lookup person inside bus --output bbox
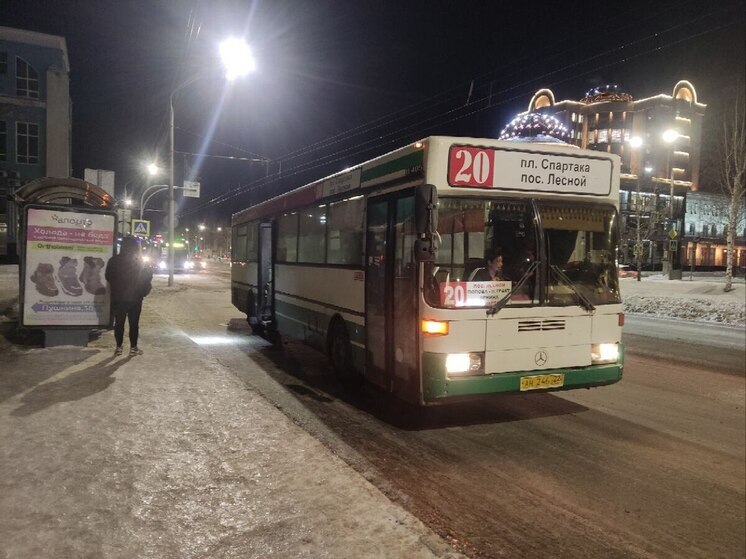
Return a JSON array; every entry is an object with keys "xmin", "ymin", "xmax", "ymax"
[{"xmin": 468, "ymin": 248, "xmax": 507, "ymax": 282}]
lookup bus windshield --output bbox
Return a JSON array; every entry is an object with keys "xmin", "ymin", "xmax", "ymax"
[{"xmin": 424, "ymin": 198, "xmax": 620, "ymax": 309}]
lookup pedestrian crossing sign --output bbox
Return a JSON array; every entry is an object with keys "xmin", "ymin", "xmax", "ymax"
[{"xmin": 131, "ymin": 219, "xmax": 150, "ymax": 237}]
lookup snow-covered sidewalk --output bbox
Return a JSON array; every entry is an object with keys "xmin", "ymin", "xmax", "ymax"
[{"xmin": 621, "ymin": 275, "xmax": 745, "ymax": 327}]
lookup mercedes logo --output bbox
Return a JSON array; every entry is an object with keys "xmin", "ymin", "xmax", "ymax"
[{"xmin": 535, "ymin": 350, "xmax": 548, "ymax": 366}]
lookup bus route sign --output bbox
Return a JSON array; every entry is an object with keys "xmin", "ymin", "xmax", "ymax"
[{"xmin": 447, "ymin": 145, "xmax": 613, "ymax": 196}]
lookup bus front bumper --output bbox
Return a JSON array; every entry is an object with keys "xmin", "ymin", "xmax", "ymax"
[{"xmin": 422, "ymin": 347, "xmax": 623, "ymax": 403}]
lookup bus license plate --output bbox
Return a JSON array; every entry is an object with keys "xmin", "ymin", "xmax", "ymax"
[{"xmin": 520, "ymin": 373, "xmax": 565, "ymax": 391}]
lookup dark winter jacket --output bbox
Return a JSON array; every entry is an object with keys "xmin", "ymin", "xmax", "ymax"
[{"xmin": 105, "ymin": 237, "xmax": 153, "ymax": 303}]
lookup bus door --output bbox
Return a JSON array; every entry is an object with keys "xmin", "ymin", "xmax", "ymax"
[
  {"xmin": 258, "ymin": 222, "xmax": 274, "ymax": 328},
  {"xmin": 366, "ymin": 194, "xmax": 418, "ymax": 397}
]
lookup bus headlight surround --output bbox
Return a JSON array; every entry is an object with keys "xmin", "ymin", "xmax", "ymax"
[
  {"xmin": 445, "ymin": 352, "xmax": 484, "ymax": 375},
  {"xmin": 591, "ymin": 343, "xmax": 619, "ymax": 364}
]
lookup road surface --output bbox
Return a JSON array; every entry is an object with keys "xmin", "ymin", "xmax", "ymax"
[{"xmin": 154, "ymin": 270, "xmax": 746, "ymax": 558}]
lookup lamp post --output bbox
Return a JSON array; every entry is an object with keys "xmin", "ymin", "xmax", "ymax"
[
  {"xmin": 167, "ymin": 37, "xmax": 255, "ymax": 287},
  {"xmin": 662, "ymin": 129, "xmax": 680, "ymax": 279}
]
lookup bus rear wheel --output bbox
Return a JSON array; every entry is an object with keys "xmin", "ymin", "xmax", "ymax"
[{"xmin": 329, "ymin": 320, "xmax": 354, "ymax": 378}]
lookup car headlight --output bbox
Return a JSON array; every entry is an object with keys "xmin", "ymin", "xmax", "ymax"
[
  {"xmin": 200, "ymin": 261, "xmax": 207, "ymax": 269},
  {"xmin": 142, "ymin": 255, "xmax": 151, "ymax": 263},
  {"xmin": 445, "ymin": 352, "xmax": 485, "ymax": 376},
  {"xmin": 158, "ymin": 261, "xmax": 167, "ymax": 270},
  {"xmin": 591, "ymin": 343, "xmax": 619, "ymax": 364},
  {"xmin": 184, "ymin": 261, "xmax": 193, "ymax": 269}
]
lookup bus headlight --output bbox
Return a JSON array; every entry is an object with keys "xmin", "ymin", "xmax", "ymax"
[
  {"xmin": 445, "ymin": 352, "xmax": 484, "ymax": 375},
  {"xmin": 591, "ymin": 343, "xmax": 619, "ymax": 364},
  {"xmin": 158, "ymin": 261, "xmax": 167, "ymax": 270}
]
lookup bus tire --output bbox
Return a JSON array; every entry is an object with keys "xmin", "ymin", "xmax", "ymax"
[{"xmin": 329, "ymin": 319, "xmax": 354, "ymax": 379}]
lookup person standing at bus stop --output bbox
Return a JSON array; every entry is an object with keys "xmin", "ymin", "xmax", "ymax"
[{"xmin": 105, "ymin": 236, "xmax": 153, "ymax": 356}]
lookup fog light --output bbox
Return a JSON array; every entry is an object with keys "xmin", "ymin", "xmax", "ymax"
[
  {"xmin": 445, "ymin": 352, "xmax": 484, "ymax": 375},
  {"xmin": 592, "ymin": 343, "xmax": 619, "ymax": 364}
]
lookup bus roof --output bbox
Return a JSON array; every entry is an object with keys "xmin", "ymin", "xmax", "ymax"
[{"xmin": 232, "ymin": 136, "xmax": 619, "ymax": 226}]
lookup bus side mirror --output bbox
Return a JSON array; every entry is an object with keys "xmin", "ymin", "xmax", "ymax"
[
  {"xmin": 415, "ymin": 184, "xmax": 438, "ymax": 262},
  {"xmin": 415, "ymin": 184, "xmax": 438, "ymax": 235}
]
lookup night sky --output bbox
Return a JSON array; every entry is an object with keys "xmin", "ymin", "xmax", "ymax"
[{"xmin": 4, "ymin": 0, "xmax": 745, "ymax": 230}]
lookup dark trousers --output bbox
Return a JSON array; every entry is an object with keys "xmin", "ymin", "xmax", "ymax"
[{"xmin": 112, "ymin": 300, "xmax": 143, "ymax": 347}]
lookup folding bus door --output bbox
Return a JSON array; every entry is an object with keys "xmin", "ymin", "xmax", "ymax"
[
  {"xmin": 365, "ymin": 194, "xmax": 418, "ymax": 398},
  {"xmin": 257, "ymin": 221, "xmax": 274, "ymax": 330}
]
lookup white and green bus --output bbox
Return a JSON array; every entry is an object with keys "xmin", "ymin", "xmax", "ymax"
[{"xmin": 231, "ymin": 136, "xmax": 624, "ymax": 405}]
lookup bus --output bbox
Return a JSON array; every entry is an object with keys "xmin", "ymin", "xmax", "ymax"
[{"xmin": 231, "ymin": 136, "xmax": 624, "ymax": 405}]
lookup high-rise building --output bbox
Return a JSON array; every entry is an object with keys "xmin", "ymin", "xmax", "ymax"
[
  {"xmin": 0, "ymin": 26, "xmax": 71, "ymax": 259},
  {"xmin": 523, "ymin": 81, "xmax": 707, "ymax": 273}
]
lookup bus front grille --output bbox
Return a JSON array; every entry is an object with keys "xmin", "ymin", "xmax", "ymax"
[{"xmin": 517, "ymin": 319, "xmax": 566, "ymax": 332}]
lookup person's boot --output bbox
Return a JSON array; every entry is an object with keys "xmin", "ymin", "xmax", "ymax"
[
  {"xmin": 30, "ymin": 263, "xmax": 59, "ymax": 297},
  {"xmin": 57, "ymin": 257, "xmax": 83, "ymax": 297},
  {"xmin": 79, "ymin": 256, "xmax": 107, "ymax": 295}
]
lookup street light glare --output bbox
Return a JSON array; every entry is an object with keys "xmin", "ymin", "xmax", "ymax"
[
  {"xmin": 628, "ymin": 136, "xmax": 643, "ymax": 148},
  {"xmin": 147, "ymin": 163, "xmax": 159, "ymax": 176},
  {"xmin": 662, "ymin": 129, "xmax": 679, "ymax": 143},
  {"xmin": 220, "ymin": 38, "xmax": 255, "ymax": 81}
]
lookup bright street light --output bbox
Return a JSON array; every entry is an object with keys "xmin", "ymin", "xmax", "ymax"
[
  {"xmin": 168, "ymin": 36, "xmax": 255, "ymax": 287},
  {"xmin": 199, "ymin": 224, "xmax": 205, "ymax": 231},
  {"xmin": 124, "ymin": 198, "xmax": 132, "ymax": 207},
  {"xmin": 662, "ymin": 129, "xmax": 679, "ymax": 144},
  {"xmin": 147, "ymin": 163, "xmax": 160, "ymax": 176},
  {"xmin": 627, "ymin": 136, "xmax": 644, "ymax": 148},
  {"xmin": 219, "ymin": 38, "xmax": 255, "ymax": 81}
]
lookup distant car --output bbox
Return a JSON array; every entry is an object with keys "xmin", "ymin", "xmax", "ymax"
[{"xmin": 618, "ymin": 264, "xmax": 639, "ymax": 279}]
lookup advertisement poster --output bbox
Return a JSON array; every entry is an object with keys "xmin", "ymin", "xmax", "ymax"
[{"xmin": 22, "ymin": 206, "xmax": 116, "ymax": 327}]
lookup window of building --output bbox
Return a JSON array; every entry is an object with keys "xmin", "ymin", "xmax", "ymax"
[
  {"xmin": 610, "ymin": 129, "xmax": 622, "ymax": 143},
  {"xmin": 702, "ymin": 224, "xmax": 709, "ymax": 236},
  {"xmin": 0, "ymin": 52, "xmax": 7, "ymax": 75},
  {"xmin": 688, "ymin": 223, "xmax": 695, "ymax": 235},
  {"xmin": 597, "ymin": 130, "xmax": 609, "ymax": 144},
  {"xmin": 16, "ymin": 122, "xmax": 39, "ymax": 164},
  {"xmin": 327, "ymin": 196, "xmax": 364, "ymax": 265},
  {"xmin": 0, "ymin": 121, "xmax": 6, "ymax": 162},
  {"xmin": 298, "ymin": 205, "xmax": 327, "ymax": 263},
  {"xmin": 16, "ymin": 57, "xmax": 39, "ymax": 98},
  {"xmin": 276, "ymin": 213, "xmax": 298, "ymax": 262}
]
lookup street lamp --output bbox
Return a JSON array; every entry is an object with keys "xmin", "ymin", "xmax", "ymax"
[
  {"xmin": 662, "ymin": 129, "xmax": 680, "ymax": 278},
  {"xmin": 167, "ymin": 38, "xmax": 255, "ymax": 287}
]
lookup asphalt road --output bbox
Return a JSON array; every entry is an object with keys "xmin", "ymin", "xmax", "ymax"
[{"xmin": 170, "ymin": 269, "xmax": 745, "ymax": 559}]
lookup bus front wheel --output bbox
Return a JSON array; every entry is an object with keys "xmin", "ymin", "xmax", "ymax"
[{"xmin": 329, "ymin": 320, "xmax": 353, "ymax": 378}]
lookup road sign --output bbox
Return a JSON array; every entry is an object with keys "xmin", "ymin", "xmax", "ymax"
[
  {"xmin": 131, "ymin": 219, "xmax": 150, "ymax": 237},
  {"xmin": 669, "ymin": 228, "xmax": 678, "ymax": 240},
  {"xmin": 669, "ymin": 240, "xmax": 678, "ymax": 251},
  {"xmin": 183, "ymin": 180, "xmax": 200, "ymax": 198}
]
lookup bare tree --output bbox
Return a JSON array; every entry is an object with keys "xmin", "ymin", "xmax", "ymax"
[
  {"xmin": 717, "ymin": 87, "xmax": 746, "ymax": 292},
  {"xmin": 630, "ymin": 180, "xmax": 664, "ymax": 281}
]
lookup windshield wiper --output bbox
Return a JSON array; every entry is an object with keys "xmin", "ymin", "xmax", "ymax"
[
  {"xmin": 549, "ymin": 264, "xmax": 596, "ymax": 312},
  {"xmin": 486, "ymin": 261, "xmax": 539, "ymax": 317}
]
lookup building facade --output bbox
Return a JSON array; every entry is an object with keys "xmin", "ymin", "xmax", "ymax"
[
  {"xmin": 0, "ymin": 26, "xmax": 71, "ymax": 259},
  {"xmin": 524, "ymin": 81, "xmax": 708, "ymax": 272},
  {"xmin": 682, "ymin": 191, "xmax": 746, "ymax": 272}
]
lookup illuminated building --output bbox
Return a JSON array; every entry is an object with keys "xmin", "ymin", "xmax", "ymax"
[{"xmin": 522, "ymin": 81, "xmax": 708, "ymax": 272}]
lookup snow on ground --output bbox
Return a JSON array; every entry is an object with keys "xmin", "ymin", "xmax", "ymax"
[{"xmin": 620, "ymin": 275, "xmax": 745, "ymax": 327}]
